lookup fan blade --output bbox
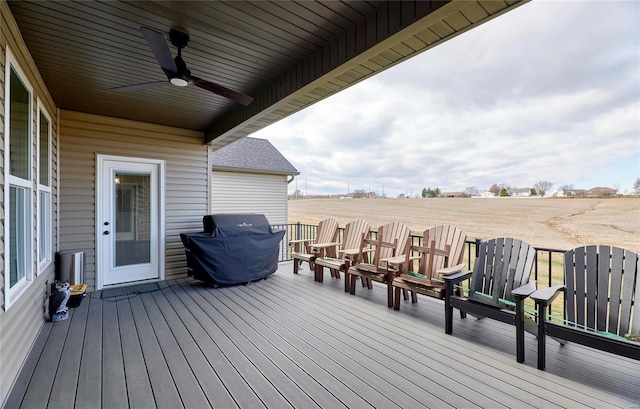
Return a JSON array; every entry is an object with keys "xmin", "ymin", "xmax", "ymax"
[
  {"xmin": 193, "ymin": 77, "xmax": 253, "ymax": 106},
  {"xmin": 111, "ymin": 81, "xmax": 170, "ymax": 92},
  {"xmin": 140, "ymin": 27, "xmax": 176, "ymax": 75}
]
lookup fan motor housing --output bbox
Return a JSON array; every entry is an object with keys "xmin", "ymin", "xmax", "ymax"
[{"xmin": 169, "ymin": 29, "xmax": 189, "ymax": 49}]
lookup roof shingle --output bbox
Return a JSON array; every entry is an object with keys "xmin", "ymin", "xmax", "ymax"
[{"xmin": 211, "ymin": 137, "xmax": 299, "ymax": 175}]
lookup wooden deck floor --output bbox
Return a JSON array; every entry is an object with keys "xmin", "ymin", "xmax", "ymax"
[{"xmin": 6, "ymin": 262, "xmax": 640, "ymax": 409}]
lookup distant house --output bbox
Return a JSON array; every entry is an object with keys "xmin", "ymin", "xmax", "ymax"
[
  {"xmin": 439, "ymin": 192, "xmax": 467, "ymax": 198},
  {"xmin": 508, "ymin": 188, "xmax": 532, "ymax": 197},
  {"xmin": 556, "ymin": 188, "xmax": 586, "ymax": 197},
  {"xmin": 473, "ymin": 191, "xmax": 496, "ymax": 198},
  {"xmin": 210, "ymin": 137, "xmax": 299, "ymax": 226},
  {"xmin": 586, "ymin": 187, "xmax": 617, "ymax": 198},
  {"xmin": 564, "ymin": 189, "xmax": 587, "ymax": 197}
]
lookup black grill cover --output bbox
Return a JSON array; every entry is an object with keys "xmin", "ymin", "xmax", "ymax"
[{"xmin": 181, "ymin": 214, "xmax": 285, "ymax": 286}]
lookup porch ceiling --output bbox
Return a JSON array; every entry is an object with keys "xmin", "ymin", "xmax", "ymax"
[{"xmin": 8, "ymin": 0, "xmax": 525, "ymax": 148}]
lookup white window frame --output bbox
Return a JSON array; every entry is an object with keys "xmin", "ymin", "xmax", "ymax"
[
  {"xmin": 37, "ymin": 99, "xmax": 53, "ymax": 273},
  {"xmin": 4, "ymin": 48, "xmax": 34, "ymax": 310}
]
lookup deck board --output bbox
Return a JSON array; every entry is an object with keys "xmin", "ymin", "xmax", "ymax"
[
  {"xmin": 159, "ymin": 285, "xmax": 260, "ymax": 409},
  {"xmin": 259, "ymin": 276, "xmax": 547, "ymax": 408},
  {"xmin": 2, "ymin": 316, "xmax": 52, "ymax": 409},
  {"xmin": 224, "ymin": 284, "xmax": 455, "ymax": 408},
  {"xmin": 75, "ymin": 294, "xmax": 103, "ymax": 408},
  {"xmin": 174, "ymin": 284, "xmax": 294, "ymax": 409},
  {"xmin": 48, "ymin": 295, "xmax": 88, "ymax": 408},
  {"xmin": 116, "ymin": 298, "xmax": 156, "ymax": 409},
  {"xmin": 127, "ymin": 295, "xmax": 184, "ymax": 409},
  {"xmin": 154, "ymin": 288, "xmax": 241, "ymax": 409},
  {"xmin": 19, "ymin": 308, "xmax": 73, "ymax": 409},
  {"xmin": 6, "ymin": 263, "xmax": 640, "ymax": 409},
  {"xmin": 150, "ymin": 289, "xmax": 242, "ymax": 408},
  {"xmin": 312, "ymin": 276, "xmax": 636, "ymax": 409},
  {"xmin": 266, "ymin": 275, "xmax": 590, "ymax": 408},
  {"xmin": 102, "ymin": 298, "xmax": 128, "ymax": 408},
  {"xmin": 139, "ymin": 292, "xmax": 212, "ymax": 409},
  {"xmin": 194, "ymin": 288, "xmax": 323, "ymax": 409},
  {"xmin": 242, "ymin": 280, "xmax": 503, "ymax": 409}
]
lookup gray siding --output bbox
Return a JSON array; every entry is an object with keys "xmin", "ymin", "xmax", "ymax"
[
  {"xmin": 1, "ymin": 1, "xmax": 58, "ymax": 406},
  {"xmin": 59, "ymin": 110, "xmax": 208, "ymax": 290},
  {"xmin": 210, "ymin": 171, "xmax": 289, "ymax": 225}
]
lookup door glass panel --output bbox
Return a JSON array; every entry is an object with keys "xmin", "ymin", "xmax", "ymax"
[{"xmin": 114, "ymin": 172, "xmax": 151, "ymax": 266}]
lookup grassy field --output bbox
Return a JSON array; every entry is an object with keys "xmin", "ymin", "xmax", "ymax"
[{"xmin": 288, "ymin": 197, "xmax": 640, "ymax": 252}]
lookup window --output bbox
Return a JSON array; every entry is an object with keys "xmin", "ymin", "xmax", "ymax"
[
  {"xmin": 37, "ymin": 101, "xmax": 53, "ymax": 271},
  {"xmin": 4, "ymin": 49, "xmax": 33, "ymax": 309}
]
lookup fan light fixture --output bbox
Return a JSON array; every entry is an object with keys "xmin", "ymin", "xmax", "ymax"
[{"xmin": 170, "ymin": 76, "xmax": 188, "ymax": 87}]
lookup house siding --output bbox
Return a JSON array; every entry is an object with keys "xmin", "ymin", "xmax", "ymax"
[
  {"xmin": 210, "ymin": 171, "xmax": 289, "ymax": 225},
  {"xmin": 59, "ymin": 110, "xmax": 208, "ymax": 291},
  {"xmin": 1, "ymin": 1, "xmax": 59, "ymax": 406}
]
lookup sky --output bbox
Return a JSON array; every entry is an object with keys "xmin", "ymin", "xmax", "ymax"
[{"xmin": 252, "ymin": 1, "xmax": 640, "ymax": 197}]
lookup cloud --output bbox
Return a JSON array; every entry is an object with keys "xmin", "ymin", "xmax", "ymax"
[{"xmin": 254, "ymin": 1, "xmax": 640, "ymax": 196}]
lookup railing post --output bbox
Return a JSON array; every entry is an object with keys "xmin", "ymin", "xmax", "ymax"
[
  {"xmin": 296, "ymin": 221, "xmax": 301, "ymax": 241},
  {"xmin": 547, "ymin": 250, "xmax": 553, "ymax": 288}
]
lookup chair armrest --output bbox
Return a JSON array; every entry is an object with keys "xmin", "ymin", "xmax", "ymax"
[
  {"xmin": 442, "ymin": 270, "xmax": 472, "ymax": 284},
  {"xmin": 342, "ymin": 247, "xmax": 374, "ymax": 255},
  {"xmin": 511, "ymin": 280, "xmax": 537, "ymax": 299},
  {"xmin": 309, "ymin": 242, "xmax": 340, "ymax": 249},
  {"xmin": 437, "ymin": 263, "xmax": 465, "ymax": 276},
  {"xmin": 530, "ymin": 285, "xmax": 566, "ymax": 305},
  {"xmin": 382, "ymin": 255, "xmax": 406, "ymax": 266},
  {"xmin": 289, "ymin": 238, "xmax": 312, "ymax": 245}
]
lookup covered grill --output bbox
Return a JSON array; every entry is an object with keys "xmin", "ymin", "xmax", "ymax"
[{"xmin": 180, "ymin": 214, "xmax": 285, "ymax": 286}]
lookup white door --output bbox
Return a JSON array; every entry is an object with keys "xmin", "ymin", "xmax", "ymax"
[{"xmin": 97, "ymin": 156, "xmax": 165, "ymax": 289}]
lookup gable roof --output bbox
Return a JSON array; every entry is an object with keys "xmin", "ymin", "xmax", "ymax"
[{"xmin": 211, "ymin": 137, "xmax": 299, "ymax": 176}]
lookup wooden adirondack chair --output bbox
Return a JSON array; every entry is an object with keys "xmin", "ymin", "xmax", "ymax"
[
  {"xmin": 346, "ymin": 221, "xmax": 411, "ymax": 308},
  {"xmin": 444, "ymin": 237, "xmax": 537, "ymax": 363},
  {"xmin": 392, "ymin": 225, "xmax": 467, "ymax": 310},
  {"xmin": 314, "ymin": 219, "xmax": 371, "ymax": 285},
  {"xmin": 530, "ymin": 245, "xmax": 640, "ymax": 370},
  {"xmin": 289, "ymin": 217, "xmax": 339, "ymax": 275}
]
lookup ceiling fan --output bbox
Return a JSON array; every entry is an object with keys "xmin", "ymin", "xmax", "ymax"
[{"xmin": 112, "ymin": 27, "xmax": 253, "ymax": 106}]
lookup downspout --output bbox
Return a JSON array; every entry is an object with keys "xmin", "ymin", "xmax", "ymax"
[
  {"xmin": 207, "ymin": 144, "xmax": 212, "ymax": 214},
  {"xmin": 56, "ymin": 108, "xmax": 61, "ymax": 251}
]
